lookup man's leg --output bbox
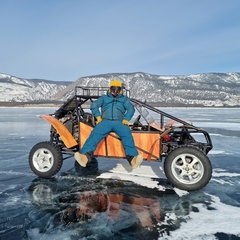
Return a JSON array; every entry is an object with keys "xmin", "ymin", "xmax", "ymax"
[
  {"xmin": 113, "ymin": 121, "xmax": 143, "ymax": 168},
  {"xmin": 113, "ymin": 121, "xmax": 138, "ymax": 156},
  {"xmin": 75, "ymin": 120, "xmax": 112, "ymax": 167}
]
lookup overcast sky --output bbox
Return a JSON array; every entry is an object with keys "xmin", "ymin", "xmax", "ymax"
[{"xmin": 1, "ymin": 0, "xmax": 240, "ymax": 81}]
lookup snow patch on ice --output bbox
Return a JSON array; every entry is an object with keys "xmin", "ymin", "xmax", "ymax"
[
  {"xmin": 162, "ymin": 194, "xmax": 240, "ymax": 239},
  {"xmin": 110, "ymin": 162, "xmax": 165, "ymax": 178},
  {"xmin": 213, "ymin": 169, "xmax": 240, "ymax": 177},
  {"xmin": 208, "ymin": 149, "xmax": 225, "ymax": 155},
  {"xmin": 97, "ymin": 162, "xmax": 188, "ymax": 196},
  {"xmin": 98, "ymin": 172, "xmax": 166, "ymax": 191}
]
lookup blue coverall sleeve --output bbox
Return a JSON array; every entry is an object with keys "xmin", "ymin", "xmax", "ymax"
[
  {"xmin": 90, "ymin": 96, "xmax": 104, "ymax": 117},
  {"xmin": 123, "ymin": 97, "xmax": 135, "ymax": 121}
]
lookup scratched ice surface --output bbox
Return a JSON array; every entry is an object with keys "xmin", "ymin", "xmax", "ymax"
[{"xmin": 0, "ymin": 107, "xmax": 239, "ymax": 240}]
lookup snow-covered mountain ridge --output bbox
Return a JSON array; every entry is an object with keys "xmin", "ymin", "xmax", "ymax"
[
  {"xmin": 0, "ymin": 73, "xmax": 70, "ymax": 102},
  {"xmin": 55, "ymin": 72, "xmax": 240, "ymax": 107},
  {"xmin": 1, "ymin": 72, "xmax": 240, "ymax": 107}
]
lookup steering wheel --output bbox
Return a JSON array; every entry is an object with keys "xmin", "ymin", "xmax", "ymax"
[{"xmin": 132, "ymin": 115, "xmax": 143, "ymax": 129}]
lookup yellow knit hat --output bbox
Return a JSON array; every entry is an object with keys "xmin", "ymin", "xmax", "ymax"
[{"xmin": 110, "ymin": 79, "xmax": 122, "ymax": 87}]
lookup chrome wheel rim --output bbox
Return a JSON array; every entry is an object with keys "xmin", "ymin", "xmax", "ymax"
[
  {"xmin": 32, "ymin": 148, "xmax": 54, "ymax": 172},
  {"xmin": 171, "ymin": 153, "xmax": 204, "ymax": 185}
]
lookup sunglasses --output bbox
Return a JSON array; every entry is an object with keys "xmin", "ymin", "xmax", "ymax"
[{"xmin": 110, "ymin": 86, "xmax": 122, "ymax": 93}]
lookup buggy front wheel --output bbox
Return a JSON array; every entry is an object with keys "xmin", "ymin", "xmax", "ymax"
[
  {"xmin": 164, "ymin": 146, "xmax": 212, "ymax": 191},
  {"xmin": 29, "ymin": 141, "xmax": 63, "ymax": 178}
]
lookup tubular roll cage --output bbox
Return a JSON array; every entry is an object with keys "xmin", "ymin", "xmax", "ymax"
[{"xmin": 54, "ymin": 86, "xmax": 213, "ymax": 160}]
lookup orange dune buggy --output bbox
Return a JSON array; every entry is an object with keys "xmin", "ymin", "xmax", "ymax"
[{"xmin": 29, "ymin": 86, "xmax": 213, "ymax": 191}]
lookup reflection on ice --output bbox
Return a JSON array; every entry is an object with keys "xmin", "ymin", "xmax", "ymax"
[
  {"xmin": 62, "ymin": 191, "xmax": 161, "ymax": 229},
  {"xmin": 28, "ymin": 177, "xmax": 164, "ymax": 239},
  {"xmin": 26, "ymin": 174, "xmax": 240, "ymax": 240}
]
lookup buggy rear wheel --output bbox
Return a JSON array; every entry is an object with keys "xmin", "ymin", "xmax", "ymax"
[
  {"xmin": 29, "ymin": 141, "xmax": 63, "ymax": 178},
  {"xmin": 164, "ymin": 146, "xmax": 212, "ymax": 191}
]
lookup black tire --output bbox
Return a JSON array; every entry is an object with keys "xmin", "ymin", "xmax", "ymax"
[
  {"xmin": 164, "ymin": 146, "xmax": 212, "ymax": 191},
  {"xmin": 29, "ymin": 141, "xmax": 63, "ymax": 178}
]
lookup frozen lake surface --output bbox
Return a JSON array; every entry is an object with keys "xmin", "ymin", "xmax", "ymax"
[{"xmin": 0, "ymin": 107, "xmax": 240, "ymax": 240}]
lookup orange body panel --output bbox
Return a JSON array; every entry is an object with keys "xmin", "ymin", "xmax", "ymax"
[
  {"xmin": 40, "ymin": 115, "xmax": 78, "ymax": 148},
  {"xmin": 79, "ymin": 122, "xmax": 160, "ymax": 160},
  {"xmin": 105, "ymin": 133, "xmax": 125, "ymax": 158},
  {"xmin": 132, "ymin": 132, "xmax": 160, "ymax": 160}
]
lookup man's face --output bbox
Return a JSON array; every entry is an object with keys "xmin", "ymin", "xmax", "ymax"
[{"xmin": 110, "ymin": 86, "xmax": 122, "ymax": 96}]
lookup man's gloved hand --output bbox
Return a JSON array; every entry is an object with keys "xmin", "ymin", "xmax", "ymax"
[
  {"xmin": 96, "ymin": 116, "xmax": 102, "ymax": 124},
  {"xmin": 122, "ymin": 119, "xmax": 129, "ymax": 125}
]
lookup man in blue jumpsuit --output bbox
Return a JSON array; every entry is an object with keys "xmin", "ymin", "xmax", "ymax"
[{"xmin": 74, "ymin": 79, "xmax": 143, "ymax": 169}]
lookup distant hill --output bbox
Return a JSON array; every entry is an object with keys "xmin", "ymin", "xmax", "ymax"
[
  {"xmin": 0, "ymin": 73, "xmax": 71, "ymax": 102},
  {"xmin": 1, "ymin": 72, "xmax": 240, "ymax": 107}
]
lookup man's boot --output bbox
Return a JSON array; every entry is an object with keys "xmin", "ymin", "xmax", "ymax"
[
  {"xmin": 127, "ymin": 155, "xmax": 143, "ymax": 169},
  {"xmin": 74, "ymin": 152, "xmax": 90, "ymax": 167}
]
